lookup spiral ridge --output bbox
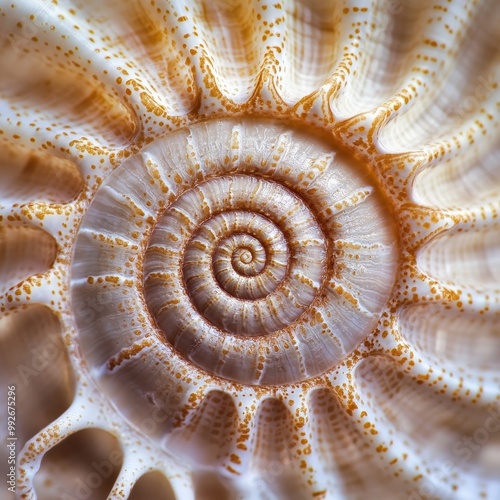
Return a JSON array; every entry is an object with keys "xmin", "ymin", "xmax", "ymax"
[
  {"xmin": 73, "ymin": 118, "xmax": 398, "ymax": 385},
  {"xmin": 145, "ymin": 175, "xmax": 327, "ymax": 340}
]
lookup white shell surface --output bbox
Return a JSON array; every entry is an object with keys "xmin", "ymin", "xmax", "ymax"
[{"xmin": 0, "ymin": 0, "xmax": 499, "ymax": 499}]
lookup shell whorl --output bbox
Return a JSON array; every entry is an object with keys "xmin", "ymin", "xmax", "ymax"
[
  {"xmin": 72, "ymin": 118, "xmax": 397, "ymax": 388},
  {"xmin": 3, "ymin": 0, "xmax": 500, "ymax": 498}
]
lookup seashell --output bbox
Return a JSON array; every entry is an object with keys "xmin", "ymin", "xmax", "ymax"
[{"xmin": 0, "ymin": 0, "xmax": 500, "ymax": 499}]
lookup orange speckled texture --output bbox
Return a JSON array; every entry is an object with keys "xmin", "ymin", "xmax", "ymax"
[{"xmin": 0, "ymin": 1, "xmax": 499, "ymax": 499}]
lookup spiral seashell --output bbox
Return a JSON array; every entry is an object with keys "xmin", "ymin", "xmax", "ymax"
[
  {"xmin": 0, "ymin": 0, "xmax": 500, "ymax": 499},
  {"xmin": 73, "ymin": 119, "xmax": 397, "ymax": 389}
]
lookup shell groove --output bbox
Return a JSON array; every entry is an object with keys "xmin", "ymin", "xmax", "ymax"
[{"xmin": 0, "ymin": 0, "xmax": 499, "ymax": 499}]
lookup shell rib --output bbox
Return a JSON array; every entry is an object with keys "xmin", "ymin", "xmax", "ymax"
[{"xmin": 0, "ymin": 1, "xmax": 499, "ymax": 499}]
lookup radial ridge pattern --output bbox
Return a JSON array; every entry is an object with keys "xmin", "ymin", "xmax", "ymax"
[{"xmin": 0, "ymin": 1, "xmax": 499, "ymax": 499}]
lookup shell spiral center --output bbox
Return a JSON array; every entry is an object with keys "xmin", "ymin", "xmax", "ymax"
[{"xmin": 71, "ymin": 118, "xmax": 399, "ymax": 386}]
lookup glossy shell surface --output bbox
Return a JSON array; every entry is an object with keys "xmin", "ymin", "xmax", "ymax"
[{"xmin": 0, "ymin": 0, "xmax": 500, "ymax": 499}]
